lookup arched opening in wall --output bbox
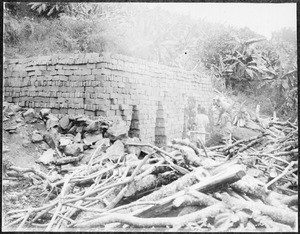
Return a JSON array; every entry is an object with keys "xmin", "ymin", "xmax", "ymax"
[
  {"xmin": 155, "ymin": 101, "xmax": 166, "ymax": 147},
  {"xmin": 128, "ymin": 105, "xmax": 140, "ymax": 138}
]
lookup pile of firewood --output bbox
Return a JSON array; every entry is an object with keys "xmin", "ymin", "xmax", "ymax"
[{"xmin": 3, "ymin": 102, "xmax": 298, "ymax": 231}]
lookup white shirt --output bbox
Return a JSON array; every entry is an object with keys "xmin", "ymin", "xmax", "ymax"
[{"xmin": 195, "ymin": 113, "xmax": 209, "ymax": 132}]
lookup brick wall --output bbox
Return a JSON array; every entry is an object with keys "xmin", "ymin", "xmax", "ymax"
[{"xmin": 3, "ymin": 52, "xmax": 214, "ymax": 144}]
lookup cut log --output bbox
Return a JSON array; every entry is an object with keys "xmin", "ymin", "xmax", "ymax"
[
  {"xmin": 231, "ymin": 173, "xmax": 298, "ymax": 210},
  {"xmin": 231, "ymin": 175, "xmax": 269, "ymax": 200},
  {"xmin": 136, "ymin": 166, "xmax": 210, "ymax": 203},
  {"xmin": 171, "ymin": 139, "xmax": 201, "ymax": 156},
  {"xmin": 55, "ymin": 156, "xmax": 82, "ymax": 165},
  {"xmin": 222, "ymin": 194, "xmax": 297, "ymax": 227},
  {"xmin": 231, "ymin": 126, "xmax": 261, "ymax": 141},
  {"xmin": 137, "ymin": 190, "xmax": 219, "ymax": 218},
  {"xmin": 124, "ymin": 174, "xmax": 159, "ymax": 198},
  {"xmin": 178, "ymin": 205, "xmax": 200, "ymax": 216},
  {"xmin": 127, "ymin": 165, "xmax": 245, "ymax": 217},
  {"xmin": 170, "ymin": 144, "xmax": 203, "ymax": 166},
  {"xmin": 7, "ymin": 166, "xmax": 51, "ymax": 181},
  {"xmin": 282, "ymin": 195, "xmax": 298, "ymax": 207},
  {"xmin": 75, "ymin": 203, "xmax": 225, "ymax": 228}
]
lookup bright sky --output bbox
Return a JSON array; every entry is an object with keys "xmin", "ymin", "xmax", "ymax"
[{"xmin": 147, "ymin": 3, "xmax": 296, "ymax": 39}]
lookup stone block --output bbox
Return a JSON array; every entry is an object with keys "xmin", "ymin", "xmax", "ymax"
[
  {"xmin": 60, "ymin": 108, "xmax": 68, "ymax": 115},
  {"xmin": 96, "ymin": 63, "xmax": 105, "ymax": 69},
  {"xmin": 96, "ymin": 110, "xmax": 107, "ymax": 117},
  {"xmin": 84, "ymin": 110, "xmax": 95, "ymax": 116},
  {"xmin": 52, "ymin": 108, "xmax": 60, "ymax": 114},
  {"xmin": 92, "ymin": 69, "xmax": 103, "ymax": 75},
  {"xmin": 65, "ymin": 70, "xmax": 73, "ymax": 76},
  {"xmin": 111, "ymin": 105, "xmax": 119, "ymax": 110},
  {"xmin": 69, "ymin": 65, "xmax": 78, "ymax": 70},
  {"xmin": 25, "ymin": 66, "xmax": 35, "ymax": 72},
  {"xmin": 75, "ymin": 109, "xmax": 85, "ymax": 115},
  {"xmin": 28, "ymin": 71, "xmax": 35, "ymax": 76},
  {"xmin": 96, "ymin": 74, "xmax": 106, "ymax": 81},
  {"xmin": 85, "ymin": 75, "xmax": 95, "ymax": 81},
  {"xmin": 38, "ymin": 65, "xmax": 47, "ymax": 70},
  {"xmin": 106, "ymin": 110, "xmax": 115, "ymax": 116},
  {"xmin": 122, "ymin": 110, "xmax": 131, "ymax": 117},
  {"xmin": 87, "ymin": 63, "xmax": 96, "ymax": 69},
  {"xmin": 85, "ymin": 99, "xmax": 94, "ymax": 105},
  {"xmin": 85, "ymin": 87, "xmax": 94, "ymax": 92},
  {"xmin": 67, "ymin": 108, "xmax": 76, "ymax": 115},
  {"xmin": 74, "ymin": 70, "xmax": 82, "ymax": 75},
  {"xmin": 82, "ymin": 69, "xmax": 92, "ymax": 75}
]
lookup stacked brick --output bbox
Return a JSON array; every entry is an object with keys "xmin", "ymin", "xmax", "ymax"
[
  {"xmin": 154, "ymin": 101, "xmax": 166, "ymax": 147},
  {"xmin": 128, "ymin": 105, "xmax": 140, "ymax": 138},
  {"xmin": 4, "ymin": 52, "xmax": 214, "ymax": 144}
]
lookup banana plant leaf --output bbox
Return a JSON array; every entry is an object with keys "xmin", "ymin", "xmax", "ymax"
[{"xmin": 245, "ymin": 38, "xmax": 266, "ymax": 46}]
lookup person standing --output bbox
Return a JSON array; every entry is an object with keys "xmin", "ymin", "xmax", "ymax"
[
  {"xmin": 213, "ymin": 96, "xmax": 233, "ymax": 145},
  {"xmin": 219, "ymin": 111, "xmax": 232, "ymax": 145},
  {"xmin": 192, "ymin": 105, "xmax": 210, "ymax": 147}
]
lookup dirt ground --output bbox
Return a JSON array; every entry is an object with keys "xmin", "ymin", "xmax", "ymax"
[{"xmin": 2, "ymin": 114, "xmax": 50, "ymax": 227}]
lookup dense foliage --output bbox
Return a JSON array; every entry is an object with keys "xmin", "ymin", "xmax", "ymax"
[{"xmin": 4, "ymin": 3, "xmax": 297, "ymax": 120}]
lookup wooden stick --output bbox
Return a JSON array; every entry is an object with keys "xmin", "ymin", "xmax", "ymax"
[
  {"xmin": 66, "ymin": 201, "xmax": 162, "ymax": 227},
  {"xmin": 125, "ymin": 142, "xmax": 177, "ymax": 160},
  {"xmin": 64, "ymin": 203, "xmax": 106, "ymax": 213},
  {"xmin": 7, "ymin": 166, "xmax": 50, "ymax": 181},
  {"xmin": 45, "ymin": 197, "xmax": 63, "ymax": 230},
  {"xmin": 273, "ymin": 149, "xmax": 298, "ymax": 156},
  {"xmin": 54, "ymin": 211, "xmax": 76, "ymax": 230},
  {"xmin": 126, "ymin": 142, "xmax": 190, "ymax": 174},
  {"xmin": 239, "ymin": 138, "xmax": 262, "ymax": 153},
  {"xmin": 130, "ymin": 153, "xmax": 152, "ymax": 180},
  {"xmin": 50, "ymin": 164, "xmax": 116, "ymax": 187},
  {"xmin": 207, "ymin": 145, "xmax": 225, "ymax": 150},
  {"xmin": 265, "ymin": 161, "xmax": 297, "ymax": 190},
  {"xmin": 7, "ymin": 201, "xmax": 58, "ymax": 215},
  {"xmin": 250, "ymin": 153, "xmax": 290, "ymax": 165},
  {"xmin": 45, "ymin": 172, "xmax": 74, "ymax": 231},
  {"xmin": 60, "ymin": 200, "xmax": 85, "ymax": 228},
  {"xmin": 86, "ymin": 140, "xmax": 106, "ymax": 174},
  {"xmin": 31, "ymin": 223, "xmax": 48, "ymax": 227},
  {"xmin": 62, "ymin": 155, "xmax": 153, "ymax": 205},
  {"xmin": 197, "ymin": 138, "xmax": 208, "ymax": 157},
  {"xmin": 134, "ymin": 159, "xmax": 165, "ymax": 181},
  {"xmin": 31, "ymin": 205, "xmax": 54, "ymax": 224},
  {"xmin": 3, "ymin": 217, "xmax": 24, "ymax": 230},
  {"xmin": 224, "ymin": 133, "xmax": 267, "ymax": 153},
  {"xmin": 53, "ymin": 205, "xmax": 69, "ymax": 231},
  {"xmin": 55, "ymin": 156, "xmax": 81, "ymax": 165}
]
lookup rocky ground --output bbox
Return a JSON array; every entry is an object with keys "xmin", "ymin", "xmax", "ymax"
[{"xmin": 2, "ymin": 101, "xmax": 298, "ymax": 232}]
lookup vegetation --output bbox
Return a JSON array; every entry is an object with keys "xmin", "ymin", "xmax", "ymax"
[{"xmin": 3, "ymin": 2, "xmax": 297, "ymax": 120}]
